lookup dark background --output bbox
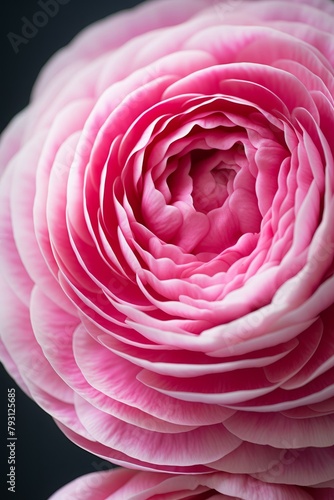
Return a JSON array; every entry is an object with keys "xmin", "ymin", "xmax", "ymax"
[{"xmin": 0, "ymin": 1, "xmax": 145, "ymax": 499}]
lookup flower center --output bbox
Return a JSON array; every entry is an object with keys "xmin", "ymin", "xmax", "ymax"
[{"xmin": 190, "ymin": 147, "xmax": 239, "ymax": 214}]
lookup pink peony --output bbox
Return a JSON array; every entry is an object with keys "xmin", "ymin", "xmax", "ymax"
[
  {"xmin": 1, "ymin": 0, "xmax": 334, "ymax": 490},
  {"xmin": 49, "ymin": 468, "xmax": 334, "ymax": 499}
]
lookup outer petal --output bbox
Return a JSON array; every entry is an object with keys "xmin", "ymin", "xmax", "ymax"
[{"xmin": 49, "ymin": 468, "xmax": 315, "ymax": 500}]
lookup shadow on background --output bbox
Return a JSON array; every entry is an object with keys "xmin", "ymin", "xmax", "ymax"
[
  {"xmin": 1, "ymin": 0, "xmax": 145, "ymax": 133},
  {"xmin": 1, "ymin": 368, "xmax": 115, "ymax": 500},
  {"xmin": 1, "ymin": 1, "xmax": 145, "ymax": 499}
]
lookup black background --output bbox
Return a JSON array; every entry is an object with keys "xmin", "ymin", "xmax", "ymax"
[{"xmin": 0, "ymin": 1, "xmax": 145, "ymax": 499}]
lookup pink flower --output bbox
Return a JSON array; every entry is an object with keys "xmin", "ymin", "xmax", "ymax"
[
  {"xmin": 49, "ymin": 468, "xmax": 333, "ymax": 499},
  {"xmin": 1, "ymin": 0, "xmax": 334, "ymax": 489}
]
